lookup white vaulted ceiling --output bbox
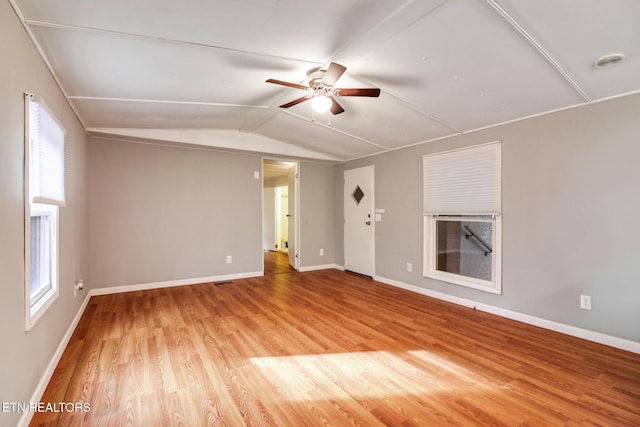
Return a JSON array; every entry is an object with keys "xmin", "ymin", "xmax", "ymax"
[{"xmin": 9, "ymin": 0, "xmax": 640, "ymax": 162}]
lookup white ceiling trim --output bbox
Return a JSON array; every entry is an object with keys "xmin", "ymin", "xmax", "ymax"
[
  {"xmin": 343, "ymin": 88, "xmax": 640, "ymax": 164},
  {"xmin": 360, "ymin": 86, "xmax": 463, "ymax": 134},
  {"xmin": 281, "ymin": 111, "xmax": 390, "ymax": 151},
  {"xmin": 329, "ymin": 0, "xmax": 449, "ymax": 66},
  {"xmin": 484, "ymin": 0, "xmax": 591, "ymax": 102},
  {"xmin": 9, "ymin": 0, "xmax": 87, "ymax": 129},
  {"xmin": 68, "ymin": 96, "xmax": 268, "ymax": 110},
  {"xmin": 86, "ymin": 127, "xmax": 341, "ymax": 161},
  {"xmin": 12, "ymin": 0, "xmax": 639, "ymax": 162},
  {"xmin": 23, "ymin": 19, "xmax": 320, "ymax": 66}
]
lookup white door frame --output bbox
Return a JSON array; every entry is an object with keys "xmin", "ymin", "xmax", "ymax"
[
  {"xmin": 344, "ymin": 165, "xmax": 375, "ymax": 277},
  {"xmin": 287, "ymin": 162, "xmax": 299, "ymax": 270},
  {"xmin": 262, "ymin": 158, "xmax": 300, "ymax": 272}
]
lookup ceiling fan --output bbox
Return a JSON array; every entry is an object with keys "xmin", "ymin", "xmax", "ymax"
[{"xmin": 266, "ymin": 62, "xmax": 380, "ymax": 115}]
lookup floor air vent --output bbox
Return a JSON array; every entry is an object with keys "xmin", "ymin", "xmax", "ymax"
[
  {"xmin": 345, "ymin": 270, "xmax": 372, "ymax": 279},
  {"xmin": 214, "ymin": 281, "xmax": 234, "ymax": 286}
]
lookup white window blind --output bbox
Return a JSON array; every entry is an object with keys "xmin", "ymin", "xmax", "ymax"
[
  {"xmin": 423, "ymin": 142, "xmax": 501, "ymax": 215},
  {"xmin": 28, "ymin": 98, "xmax": 66, "ymax": 207}
]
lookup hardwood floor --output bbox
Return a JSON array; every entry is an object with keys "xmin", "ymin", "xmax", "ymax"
[
  {"xmin": 31, "ymin": 268, "xmax": 640, "ymax": 426},
  {"xmin": 263, "ymin": 250, "xmax": 295, "ymax": 276}
]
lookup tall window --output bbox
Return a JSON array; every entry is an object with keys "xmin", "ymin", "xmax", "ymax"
[
  {"xmin": 423, "ymin": 142, "xmax": 502, "ymax": 294},
  {"xmin": 24, "ymin": 93, "xmax": 65, "ymax": 330}
]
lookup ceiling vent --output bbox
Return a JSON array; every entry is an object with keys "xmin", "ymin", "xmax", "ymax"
[{"xmin": 593, "ymin": 53, "xmax": 625, "ymax": 69}]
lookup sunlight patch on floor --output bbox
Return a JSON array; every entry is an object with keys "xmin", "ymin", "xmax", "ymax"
[{"xmin": 250, "ymin": 350, "xmax": 492, "ymax": 402}]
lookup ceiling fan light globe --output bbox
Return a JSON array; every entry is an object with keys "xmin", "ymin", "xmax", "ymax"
[{"xmin": 311, "ymin": 96, "xmax": 332, "ymax": 113}]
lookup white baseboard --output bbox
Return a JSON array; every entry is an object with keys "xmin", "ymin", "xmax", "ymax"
[
  {"xmin": 18, "ymin": 292, "xmax": 93, "ymax": 427},
  {"xmin": 299, "ymin": 264, "xmax": 344, "ymax": 272},
  {"xmin": 24, "ymin": 268, "xmax": 637, "ymax": 427},
  {"xmin": 90, "ymin": 271, "xmax": 263, "ymax": 296},
  {"xmin": 374, "ymin": 275, "xmax": 640, "ymax": 354}
]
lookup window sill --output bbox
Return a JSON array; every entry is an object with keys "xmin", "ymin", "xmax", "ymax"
[
  {"xmin": 423, "ymin": 270, "xmax": 501, "ymax": 295},
  {"xmin": 26, "ymin": 288, "xmax": 59, "ymax": 331}
]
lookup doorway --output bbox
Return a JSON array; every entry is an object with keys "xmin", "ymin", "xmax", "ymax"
[
  {"xmin": 263, "ymin": 159, "xmax": 299, "ymax": 271},
  {"xmin": 344, "ymin": 165, "xmax": 375, "ymax": 277}
]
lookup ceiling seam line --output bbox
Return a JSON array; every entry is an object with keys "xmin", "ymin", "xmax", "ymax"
[
  {"xmin": 326, "ymin": 0, "xmax": 450, "ymax": 67},
  {"xmin": 9, "ymin": 1, "xmax": 89, "ymax": 132},
  {"xmin": 87, "ymin": 130, "xmax": 341, "ymax": 161},
  {"xmin": 23, "ymin": 19, "xmax": 320, "ymax": 66},
  {"xmin": 22, "ymin": 17, "xmax": 315, "ymax": 135},
  {"xmin": 283, "ymin": 111, "xmax": 389, "ymax": 151},
  {"xmin": 483, "ymin": 0, "xmax": 592, "ymax": 102},
  {"xmin": 357, "ymin": 84, "xmax": 462, "ymax": 133},
  {"xmin": 341, "ymin": 89, "xmax": 640, "ymax": 163},
  {"xmin": 67, "ymin": 96, "xmax": 268, "ymax": 109}
]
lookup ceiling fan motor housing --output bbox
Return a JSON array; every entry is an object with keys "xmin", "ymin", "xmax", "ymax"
[{"xmin": 307, "ymin": 67, "xmax": 328, "ymax": 90}]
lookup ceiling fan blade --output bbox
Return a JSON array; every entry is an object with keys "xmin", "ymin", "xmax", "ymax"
[
  {"xmin": 279, "ymin": 96, "xmax": 311, "ymax": 109},
  {"xmin": 266, "ymin": 79, "xmax": 309, "ymax": 91},
  {"xmin": 334, "ymin": 88, "xmax": 381, "ymax": 97},
  {"xmin": 322, "ymin": 62, "xmax": 347, "ymax": 86},
  {"xmin": 329, "ymin": 96, "xmax": 345, "ymax": 115}
]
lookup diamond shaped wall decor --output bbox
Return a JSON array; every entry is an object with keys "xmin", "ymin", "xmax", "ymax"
[{"xmin": 352, "ymin": 185, "xmax": 365, "ymax": 205}]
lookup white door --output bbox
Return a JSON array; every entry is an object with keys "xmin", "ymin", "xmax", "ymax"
[
  {"xmin": 288, "ymin": 164, "xmax": 298, "ymax": 270},
  {"xmin": 344, "ymin": 166, "xmax": 375, "ymax": 277}
]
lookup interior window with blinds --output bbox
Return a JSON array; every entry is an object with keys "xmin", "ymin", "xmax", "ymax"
[
  {"xmin": 24, "ymin": 93, "xmax": 65, "ymax": 330},
  {"xmin": 422, "ymin": 142, "xmax": 502, "ymax": 294}
]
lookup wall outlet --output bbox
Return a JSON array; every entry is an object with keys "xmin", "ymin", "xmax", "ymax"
[
  {"xmin": 226, "ymin": 255, "xmax": 232, "ymax": 264},
  {"xmin": 74, "ymin": 280, "xmax": 84, "ymax": 298},
  {"xmin": 407, "ymin": 262, "xmax": 413, "ymax": 273},
  {"xmin": 319, "ymin": 248, "xmax": 324, "ymax": 256},
  {"xmin": 580, "ymin": 294, "xmax": 592, "ymax": 310}
]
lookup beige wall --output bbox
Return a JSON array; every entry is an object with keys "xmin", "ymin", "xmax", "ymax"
[
  {"xmin": 88, "ymin": 138, "xmax": 265, "ymax": 288},
  {"xmin": 337, "ymin": 92, "xmax": 640, "ymax": 343},
  {"xmin": 88, "ymin": 138, "xmax": 338, "ymax": 288},
  {"xmin": 0, "ymin": 3, "xmax": 90, "ymax": 425},
  {"xmin": 299, "ymin": 161, "xmax": 336, "ymax": 267}
]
